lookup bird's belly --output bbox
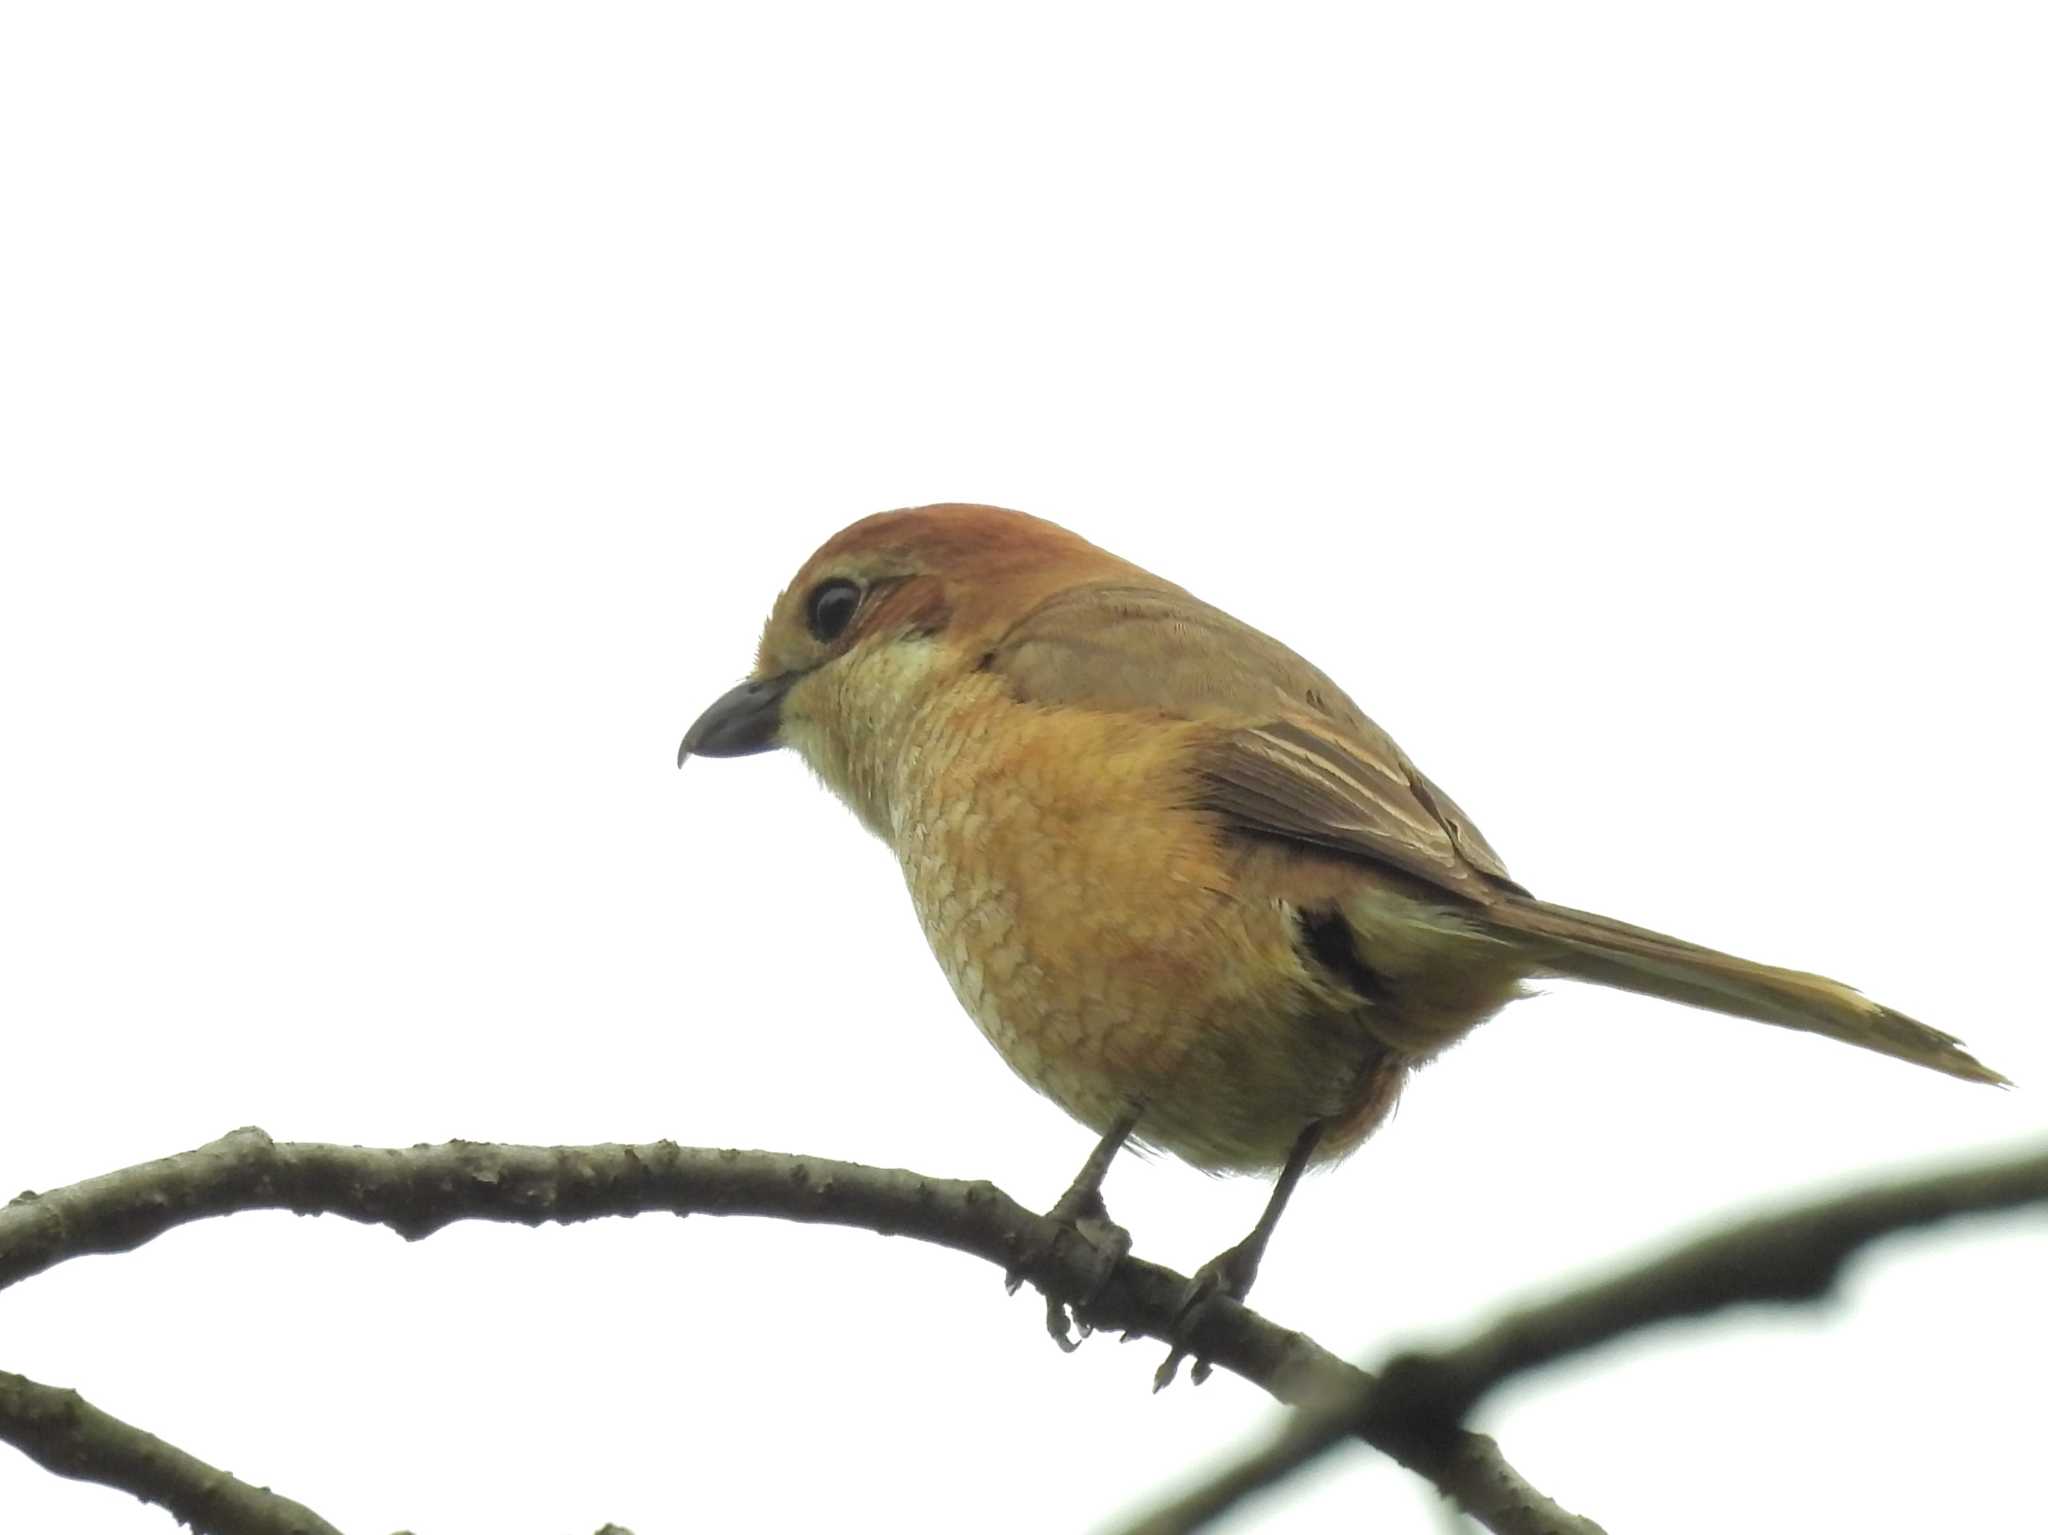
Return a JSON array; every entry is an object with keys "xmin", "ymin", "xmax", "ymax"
[{"xmin": 891, "ymin": 711, "xmax": 1391, "ymax": 1173}]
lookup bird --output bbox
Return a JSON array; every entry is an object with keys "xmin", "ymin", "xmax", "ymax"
[{"xmin": 677, "ymin": 503, "xmax": 2005, "ymax": 1386}]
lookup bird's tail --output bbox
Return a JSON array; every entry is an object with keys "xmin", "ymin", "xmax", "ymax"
[{"xmin": 1480, "ymin": 896, "xmax": 2009, "ymax": 1086}]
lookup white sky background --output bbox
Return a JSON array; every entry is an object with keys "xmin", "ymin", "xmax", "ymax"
[{"xmin": 3, "ymin": 5, "xmax": 2044, "ymax": 1532}]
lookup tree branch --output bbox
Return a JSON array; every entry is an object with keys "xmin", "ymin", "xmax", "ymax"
[
  {"xmin": 1124, "ymin": 1138, "xmax": 2048, "ymax": 1534},
  {"xmin": 0, "ymin": 1368, "xmax": 343, "ymax": 1535},
  {"xmin": 0, "ymin": 1128, "xmax": 1597, "ymax": 1535}
]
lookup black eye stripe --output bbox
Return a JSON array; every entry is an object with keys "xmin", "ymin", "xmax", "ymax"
[{"xmin": 805, "ymin": 578, "xmax": 863, "ymax": 642}]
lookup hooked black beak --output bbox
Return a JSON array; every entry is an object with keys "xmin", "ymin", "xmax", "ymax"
[{"xmin": 677, "ymin": 671, "xmax": 799, "ymax": 766}]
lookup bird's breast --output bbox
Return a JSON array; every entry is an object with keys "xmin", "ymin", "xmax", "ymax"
[{"xmin": 883, "ymin": 683, "xmax": 1395, "ymax": 1172}]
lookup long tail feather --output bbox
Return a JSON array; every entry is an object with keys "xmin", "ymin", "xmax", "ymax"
[{"xmin": 1484, "ymin": 897, "xmax": 2009, "ymax": 1086}]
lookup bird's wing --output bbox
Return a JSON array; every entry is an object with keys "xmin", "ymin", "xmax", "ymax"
[
  {"xmin": 1194, "ymin": 718, "xmax": 1519, "ymax": 900},
  {"xmin": 986, "ymin": 582, "xmax": 1521, "ymax": 902}
]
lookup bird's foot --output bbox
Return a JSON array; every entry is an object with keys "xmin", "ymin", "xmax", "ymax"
[
  {"xmin": 1152, "ymin": 1237, "xmax": 1262, "ymax": 1391},
  {"xmin": 1006, "ymin": 1183, "xmax": 1134, "ymax": 1353}
]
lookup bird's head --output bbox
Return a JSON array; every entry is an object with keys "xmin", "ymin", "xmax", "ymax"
[{"xmin": 677, "ymin": 503, "xmax": 1141, "ymax": 832}]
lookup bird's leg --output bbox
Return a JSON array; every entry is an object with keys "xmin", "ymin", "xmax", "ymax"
[
  {"xmin": 1154, "ymin": 1117, "xmax": 1327, "ymax": 1390},
  {"xmin": 1010, "ymin": 1107, "xmax": 1141, "ymax": 1351}
]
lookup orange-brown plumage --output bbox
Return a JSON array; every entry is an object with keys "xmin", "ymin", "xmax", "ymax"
[{"xmin": 680, "ymin": 503, "xmax": 2003, "ymax": 1361}]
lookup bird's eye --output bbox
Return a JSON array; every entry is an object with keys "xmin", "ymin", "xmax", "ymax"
[{"xmin": 805, "ymin": 578, "xmax": 863, "ymax": 642}]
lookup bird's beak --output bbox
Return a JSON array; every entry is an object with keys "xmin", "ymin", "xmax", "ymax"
[{"xmin": 677, "ymin": 671, "xmax": 799, "ymax": 766}]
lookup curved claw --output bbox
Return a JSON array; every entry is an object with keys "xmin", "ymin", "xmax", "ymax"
[
  {"xmin": 1007, "ymin": 1187, "xmax": 1135, "ymax": 1352},
  {"xmin": 1153, "ymin": 1238, "xmax": 1261, "ymax": 1391},
  {"xmin": 1044, "ymin": 1293, "xmax": 1083, "ymax": 1352},
  {"xmin": 1009, "ymin": 1112, "xmax": 1144, "ymax": 1353}
]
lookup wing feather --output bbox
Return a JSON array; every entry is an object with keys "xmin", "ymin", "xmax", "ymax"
[{"xmin": 986, "ymin": 582, "xmax": 1522, "ymax": 903}]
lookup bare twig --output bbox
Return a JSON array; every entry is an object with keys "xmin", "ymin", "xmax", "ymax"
[
  {"xmin": 0, "ymin": 1129, "xmax": 1596, "ymax": 1535},
  {"xmin": 0, "ymin": 1368, "xmax": 342, "ymax": 1535},
  {"xmin": 1123, "ymin": 1139, "xmax": 2048, "ymax": 1534}
]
